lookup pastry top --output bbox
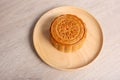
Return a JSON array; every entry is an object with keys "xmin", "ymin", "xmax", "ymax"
[{"xmin": 50, "ymin": 14, "xmax": 86, "ymax": 45}]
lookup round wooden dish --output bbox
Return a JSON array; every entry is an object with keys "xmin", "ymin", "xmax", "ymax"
[{"xmin": 33, "ymin": 6, "xmax": 103, "ymax": 71}]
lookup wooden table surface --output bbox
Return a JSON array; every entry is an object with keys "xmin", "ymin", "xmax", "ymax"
[{"xmin": 0, "ymin": 0, "xmax": 120, "ymax": 80}]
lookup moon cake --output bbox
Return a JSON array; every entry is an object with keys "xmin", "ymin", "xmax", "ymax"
[{"xmin": 50, "ymin": 14, "xmax": 87, "ymax": 53}]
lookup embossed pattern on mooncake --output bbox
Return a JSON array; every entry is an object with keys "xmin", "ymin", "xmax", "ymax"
[{"xmin": 50, "ymin": 14, "xmax": 86, "ymax": 53}]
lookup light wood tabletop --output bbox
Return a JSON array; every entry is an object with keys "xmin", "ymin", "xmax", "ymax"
[{"xmin": 0, "ymin": 0, "xmax": 120, "ymax": 80}]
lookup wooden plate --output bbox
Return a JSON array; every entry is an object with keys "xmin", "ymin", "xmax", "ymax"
[{"xmin": 33, "ymin": 6, "xmax": 103, "ymax": 70}]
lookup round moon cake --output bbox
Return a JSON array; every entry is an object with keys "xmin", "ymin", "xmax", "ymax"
[{"xmin": 50, "ymin": 14, "xmax": 87, "ymax": 53}]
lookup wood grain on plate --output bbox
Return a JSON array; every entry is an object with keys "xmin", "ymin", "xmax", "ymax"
[{"xmin": 33, "ymin": 6, "xmax": 103, "ymax": 70}]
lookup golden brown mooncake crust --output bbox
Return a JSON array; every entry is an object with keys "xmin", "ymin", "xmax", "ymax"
[{"xmin": 50, "ymin": 14, "xmax": 86, "ymax": 53}]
